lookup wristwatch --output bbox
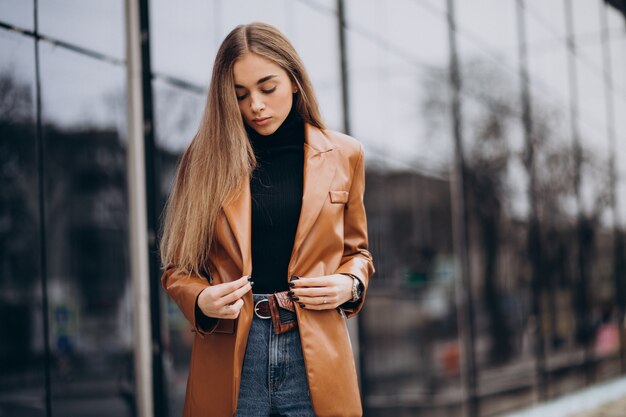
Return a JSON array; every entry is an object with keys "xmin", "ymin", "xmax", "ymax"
[{"xmin": 350, "ymin": 275, "xmax": 363, "ymax": 302}]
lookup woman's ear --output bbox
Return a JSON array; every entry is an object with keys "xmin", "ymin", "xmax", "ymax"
[{"xmin": 291, "ymin": 77, "xmax": 299, "ymax": 94}]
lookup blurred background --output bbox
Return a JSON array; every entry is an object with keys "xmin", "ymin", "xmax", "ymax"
[{"xmin": 1, "ymin": 1, "xmax": 626, "ymax": 416}]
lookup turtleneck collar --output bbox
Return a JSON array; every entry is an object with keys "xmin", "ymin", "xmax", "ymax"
[{"xmin": 245, "ymin": 100, "xmax": 304, "ymax": 152}]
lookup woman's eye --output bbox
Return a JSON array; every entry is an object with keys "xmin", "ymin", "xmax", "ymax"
[
  {"xmin": 262, "ymin": 87, "xmax": 276, "ymax": 94},
  {"xmin": 236, "ymin": 93, "xmax": 248, "ymax": 101}
]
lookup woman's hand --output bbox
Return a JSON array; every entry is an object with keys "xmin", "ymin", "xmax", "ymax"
[
  {"xmin": 197, "ymin": 275, "xmax": 252, "ymax": 319},
  {"xmin": 288, "ymin": 274, "xmax": 353, "ymax": 310}
]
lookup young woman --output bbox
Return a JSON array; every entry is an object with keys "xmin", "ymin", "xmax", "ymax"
[{"xmin": 160, "ymin": 22, "xmax": 374, "ymax": 417}]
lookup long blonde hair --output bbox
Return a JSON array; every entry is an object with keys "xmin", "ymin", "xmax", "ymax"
[{"xmin": 160, "ymin": 22, "xmax": 325, "ymax": 276}]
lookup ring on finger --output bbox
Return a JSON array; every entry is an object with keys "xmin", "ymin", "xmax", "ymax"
[
  {"xmin": 224, "ymin": 304, "xmax": 231, "ymax": 311},
  {"xmin": 323, "ymin": 296, "xmax": 327, "ymax": 304}
]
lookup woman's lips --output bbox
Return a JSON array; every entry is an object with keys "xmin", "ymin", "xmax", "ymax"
[{"xmin": 253, "ymin": 117, "xmax": 271, "ymax": 126}]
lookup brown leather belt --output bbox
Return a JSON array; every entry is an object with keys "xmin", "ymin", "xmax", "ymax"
[
  {"xmin": 254, "ymin": 298, "xmax": 272, "ymax": 319},
  {"xmin": 253, "ymin": 291, "xmax": 297, "ymax": 335}
]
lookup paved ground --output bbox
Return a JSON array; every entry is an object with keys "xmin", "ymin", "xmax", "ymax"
[
  {"xmin": 505, "ymin": 377, "xmax": 626, "ymax": 417},
  {"xmin": 568, "ymin": 395, "xmax": 626, "ymax": 417}
]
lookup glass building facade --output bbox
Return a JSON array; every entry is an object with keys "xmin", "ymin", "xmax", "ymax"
[{"xmin": 1, "ymin": 1, "xmax": 625, "ymax": 416}]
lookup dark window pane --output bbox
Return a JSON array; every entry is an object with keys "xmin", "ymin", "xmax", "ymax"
[
  {"xmin": 572, "ymin": 1, "xmax": 619, "ymax": 384},
  {"xmin": 609, "ymin": 9, "xmax": 626, "ymax": 234},
  {"xmin": 346, "ymin": 1, "xmax": 462, "ymax": 415},
  {"xmin": 525, "ymin": 0, "xmax": 583, "ymax": 399},
  {"xmin": 456, "ymin": 1, "xmax": 536, "ymax": 414},
  {"xmin": 0, "ymin": 30, "xmax": 46, "ymax": 417},
  {"xmin": 524, "ymin": 0, "xmax": 623, "ymax": 400},
  {"xmin": 39, "ymin": 42, "xmax": 133, "ymax": 417}
]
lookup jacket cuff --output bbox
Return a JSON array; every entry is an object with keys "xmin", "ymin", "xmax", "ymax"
[
  {"xmin": 338, "ymin": 273, "xmax": 365, "ymax": 317},
  {"xmin": 194, "ymin": 292, "xmax": 219, "ymax": 334}
]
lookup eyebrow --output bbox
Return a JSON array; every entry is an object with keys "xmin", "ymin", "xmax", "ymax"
[{"xmin": 234, "ymin": 74, "xmax": 278, "ymax": 89}]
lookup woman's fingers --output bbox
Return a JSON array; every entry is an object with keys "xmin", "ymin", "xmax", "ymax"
[
  {"xmin": 212, "ymin": 275, "xmax": 251, "ymax": 298},
  {"xmin": 219, "ymin": 281, "xmax": 253, "ymax": 306},
  {"xmin": 290, "ymin": 281, "xmax": 335, "ymax": 309},
  {"xmin": 292, "ymin": 286, "xmax": 337, "ymax": 297},
  {"xmin": 222, "ymin": 298, "xmax": 245, "ymax": 318},
  {"xmin": 198, "ymin": 275, "xmax": 252, "ymax": 318},
  {"xmin": 295, "ymin": 294, "xmax": 337, "ymax": 308},
  {"xmin": 289, "ymin": 276, "xmax": 330, "ymax": 288},
  {"xmin": 290, "ymin": 274, "xmax": 354, "ymax": 309},
  {"xmin": 207, "ymin": 295, "xmax": 246, "ymax": 319}
]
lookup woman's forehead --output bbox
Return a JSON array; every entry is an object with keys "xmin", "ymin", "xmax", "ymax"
[{"xmin": 233, "ymin": 53, "xmax": 288, "ymax": 87}]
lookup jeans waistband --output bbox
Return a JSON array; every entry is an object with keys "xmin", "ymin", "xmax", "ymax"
[{"xmin": 253, "ymin": 293, "xmax": 273, "ymax": 299}]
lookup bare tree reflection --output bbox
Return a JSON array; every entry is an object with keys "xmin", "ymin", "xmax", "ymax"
[
  {"xmin": 0, "ymin": 68, "xmax": 160, "ymax": 415},
  {"xmin": 422, "ymin": 56, "xmax": 613, "ymax": 373}
]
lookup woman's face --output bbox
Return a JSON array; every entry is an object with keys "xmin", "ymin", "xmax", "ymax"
[{"xmin": 233, "ymin": 52, "xmax": 298, "ymax": 136}]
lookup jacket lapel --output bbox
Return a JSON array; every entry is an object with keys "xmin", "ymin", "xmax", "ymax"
[
  {"xmin": 221, "ymin": 123, "xmax": 335, "ymax": 275},
  {"xmin": 290, "ymin": 124, "xmax": 336, "ymax": 261}
]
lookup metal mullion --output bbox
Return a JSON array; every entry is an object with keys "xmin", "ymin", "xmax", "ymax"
[
  {"xmin": 33, "ymin": 0, "xmax": 52, "ymax": 415},
  {"xmin": 516, "ymin": 0, "xmax": 548, "ymax": 401},
  {"xmin": 446, "ymin": 0, "xmax": 478, "ymax": 416}
]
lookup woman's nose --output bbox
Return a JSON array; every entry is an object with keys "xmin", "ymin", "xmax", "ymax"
[{"xmin": 250, "ymin": 93, "xmax": 265, "ymax": 113}]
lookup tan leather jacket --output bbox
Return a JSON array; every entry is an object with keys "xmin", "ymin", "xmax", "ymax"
[{"xmin": 162, "ymin": 123, "xmax": 375, "ymax": 417}]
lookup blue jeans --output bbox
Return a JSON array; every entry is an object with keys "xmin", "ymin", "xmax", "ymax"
[{"xmin": 236, "ymin": 294, "xmax": 315, "ymax": 417}]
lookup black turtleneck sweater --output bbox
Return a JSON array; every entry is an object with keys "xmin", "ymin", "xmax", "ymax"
[{"xmin": 246, "ymin": 104, "xmax": 304, "ymax": 294}]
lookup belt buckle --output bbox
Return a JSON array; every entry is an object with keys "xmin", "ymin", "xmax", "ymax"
[{"xmin": 254, "ymin": 299, "xmax": 271, "ymax": 319}]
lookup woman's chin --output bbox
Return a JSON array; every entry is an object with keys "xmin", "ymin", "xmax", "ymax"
[{"xmin": 250, "ymin": 124, "xmax": 278, "ymax": 136}]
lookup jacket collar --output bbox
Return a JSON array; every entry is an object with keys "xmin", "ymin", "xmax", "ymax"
[{"xmin": 304, "ymin": 122, "xmax": 334, "ymax": 154}]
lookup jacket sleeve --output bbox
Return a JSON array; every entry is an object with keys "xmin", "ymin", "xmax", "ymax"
[
  {"xmin": 161, "ymin": 265, "xmax": 219, "ymax": 337},
  {"xmin": 334, "ymin": 145, "xmax": 375, "ymax": 318}
]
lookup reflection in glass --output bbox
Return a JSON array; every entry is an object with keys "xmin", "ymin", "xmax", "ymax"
[
  {"xmin": 607, "ymin": 3, "xmax": 626, "ymax": 229},
  {"xmin": 0, "ymin": 31, "xmax": 45, "ymax": 417},
  {"xmin": 39, "ymin": 43, "xmax": 133, "ymax": 416},
  {"xmin": 455, "ymin": 1, "xmax": 537, "ymax": 414},
  {"xmin": 584, "ymin": 2, "xmax": 622, "ymax": 383},
  {"xmin": 288, "ymin": 1, "xmax": 343, "ymax": 130},
  {"xmin": 346, "ymin": 1, "xmax": 461, "ymax": 415},
  {"xmin": 0, "ymin": 0, "xmax": 33, "ymax": 30},
  {"xmin": 38, "ymin": 0, "xmax": 124, "ymax": 61},
  {"xmin": 153, "ymin": 79, "xmax": 205, "ymax": 153},
  {"xmin": 217, "ymin": 0, "xmax": 291, "ymax": 39},
  {"xmin": 524, "ymin": 0, "xmax": 570, "ymax": 119},
  {"xmin": 150, "ymin": 0, "xmax": 215, "ymax": 86},
  {"xmin": 39, "ymin": 43, "xmax": 126, "ymax": 130},
  {"xmin": 524, "ymin": 1, "xmax": 583, "ymax": 399},
  {"xmin": 609, "ymin": 9, "xmax": 626, "ymax": 230},
  {"xmin": 569, "ymin": 0, "xmax": 617, "ymax": 388}
]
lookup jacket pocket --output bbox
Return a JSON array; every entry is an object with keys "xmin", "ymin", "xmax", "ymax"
[{"xmin": 329, "ymin": 190, "xmax": 349, "ymax": 204}]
